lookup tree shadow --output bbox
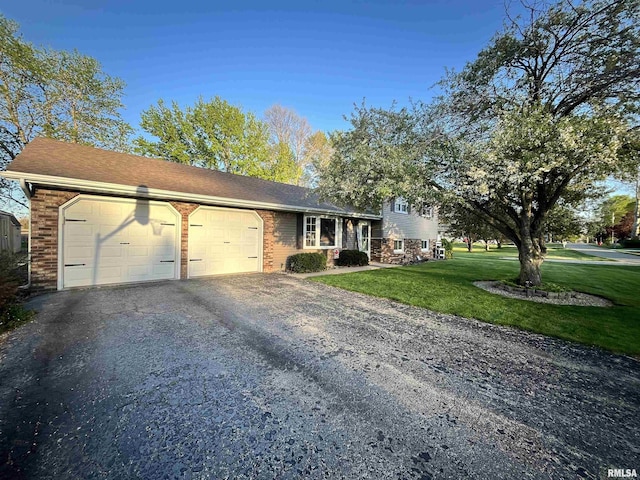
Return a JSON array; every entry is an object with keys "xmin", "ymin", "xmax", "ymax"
[{"xmin": 90, "ymin": 186, "xmax": 169, "ymax": 286}]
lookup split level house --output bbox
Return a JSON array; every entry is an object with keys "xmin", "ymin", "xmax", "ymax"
[{"xmin": 1, "ymin": 138, "xmax": 439, "ymax": 290}]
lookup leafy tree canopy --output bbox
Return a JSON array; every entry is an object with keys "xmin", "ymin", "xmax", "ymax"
[
  {"xmin": 135, "ymin": 97, "xmax": 302, "ymax": 184},
  {"xmin": 319, "ymin": 0, "xmax": 639, "ymax": 285},
  {"xmin": 0, "ymin": 14, "xmax": 132, "ymax": 211}
]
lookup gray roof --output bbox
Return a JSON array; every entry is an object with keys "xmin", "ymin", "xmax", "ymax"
[
  {"xmin": 6, "ymin": 138, "xmax": 378, "ymax": 218},
  {"xmin": 0, "ymin": 210, "xmax": 21, "ymax": 227}
]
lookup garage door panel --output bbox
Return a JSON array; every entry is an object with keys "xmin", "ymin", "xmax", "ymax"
[
  {"xmin": 62, "ymin": 197, "xmax": 179, "ymax": 288},
  {"xmin": 188, "ymin": 208, "xmax": 262, "ymax": 277}
]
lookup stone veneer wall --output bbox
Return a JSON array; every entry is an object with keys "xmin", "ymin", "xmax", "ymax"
[
  {"xmin": 371, "ymin": 238, "xmax": 435, "ymax": 264},
  {"xmin": 29, "ymin": 188, "xmax": 280, "ymax": 290}
]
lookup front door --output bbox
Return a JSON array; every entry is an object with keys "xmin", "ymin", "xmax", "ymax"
[{"xmin": 359, "ymin": 222, "xmax": 371, "ymax": 258}]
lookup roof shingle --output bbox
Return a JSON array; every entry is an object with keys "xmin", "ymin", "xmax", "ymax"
[{"xmin": 7, "ymin": 138, "xmax": 374, "ymax": 217}]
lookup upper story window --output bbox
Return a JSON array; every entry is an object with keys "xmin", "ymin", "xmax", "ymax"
[
  {"xmin": 421, "ymin": 205, "xmax": 434, "ymax": 219},
  {"xmin": 393, "ymin": 197, "xmax": 409, "ymax": 214},
  {"xmin": 305, "ymin": 215, "xmax": 339, "ymax": 249}
]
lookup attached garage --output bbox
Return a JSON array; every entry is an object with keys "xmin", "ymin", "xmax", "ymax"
[
  {"xmin": 188, "ymin": 206, "xmax": 262, "ymax": 277},
  {"xmin": 59, "ymin": 196, "xmax": 180, "ymax": 289},
  {"xmin": 2, "ymin": 138, "xmax": 381, "ymax": 290}
]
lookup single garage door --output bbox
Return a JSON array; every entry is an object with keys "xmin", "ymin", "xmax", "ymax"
[
  {"xmin": 60, "ymin": 196, "xmax": 180, "ymax": 288},
  {"xmin": 188, "ymin": 207, "xmax": 262, "ymax": 277}
]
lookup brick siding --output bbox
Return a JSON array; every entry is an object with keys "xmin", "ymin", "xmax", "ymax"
[
  {"xmin": 256, "ymin": 210, "xmax": 276, "ymax": 272},
  {"xmin": 29, "ymin": 188, "xmax": 280, "ymax": 289},
  {"xmin": 168, "ymin": 201, "xmax": 199, "ymax": 279},
  {"xmin": 29, "ymin": 188, "xmax": 79, "ymax": 290}
]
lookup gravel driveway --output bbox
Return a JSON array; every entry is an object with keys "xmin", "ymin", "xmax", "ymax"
[{"xmin": 0, "ymin": 274, "xmax": 638, "ymax": 479}]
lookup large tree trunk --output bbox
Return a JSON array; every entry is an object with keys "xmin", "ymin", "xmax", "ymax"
[{"xmin": 518, "ymin": 234, "xmax": 544, "ymax": 286}]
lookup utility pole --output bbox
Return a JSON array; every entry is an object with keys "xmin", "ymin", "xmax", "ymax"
[{"xmin": 633, "ymin": 173, "xmax": 639, "ymax": 238}]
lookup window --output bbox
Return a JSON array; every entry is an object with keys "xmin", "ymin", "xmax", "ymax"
[
  {"xmin": 304, "ymin": 215, "xmax": 339, "ymax": 249},
  {"xmin": 393, "ymin": 239, "xmax": 404, "ymax": 253},
  {"xmin": 319, "ymin": 218, "xmax": 336, "ymax": 246},
  {"xmin": 421, "ymin": 205, "xmax": 433, "ymax": 219},
  {"xmin": 421, "ymin": 240, "xmax": 430, "ymax": 251},
  {"xmin": 305, "ymin": 216, "xmax": 317, "ymax": 247},
  {"xmin": 393, "ymin": 197, "xmax": 408, "ymax": 214}
]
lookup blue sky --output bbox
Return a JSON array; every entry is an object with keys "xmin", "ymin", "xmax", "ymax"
[{"xmin": 4, "ymin": 0, "xmax": 512, "ymax": 134}]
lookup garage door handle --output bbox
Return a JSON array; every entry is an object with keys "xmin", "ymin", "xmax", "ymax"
[
  {"xmin": 190, "ymin": 224, "xmax": 203, "ymax": 227},
  {"xmin": 160, "ymin": 260, "xmax": 174, "ymax": 263},
  {"xmin": 248, "ymin": 256, "xmax": 258, "ymax": 259},
  {"xmin": 224, "ymin": 241, "xmax": 231, "ymax": 244},
  {"xmin": 248, "ymin": 227, "xmax": 258, "ymax": 230},
  {"xmin": 120, "ymin": 242, "xmax": 130, "ymax": 245},
  {"xmin": 65, "ymin": 219, "xmax": 86, "ymax": 222},
  {"xmin": 161, "ymin": 223, "xmax": 175, "ymax": 226},
  {"xmin": 64, "ymin": 263, "xmax": 86, "ymax": 267},
  {"xmin": 190, "ymin": 259, "xmax": 202, "ymax": 262}
]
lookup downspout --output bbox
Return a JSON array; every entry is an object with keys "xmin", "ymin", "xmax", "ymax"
[{"xmin": 19, "ymin": 179, "xmax": 32, "ymax": 288}]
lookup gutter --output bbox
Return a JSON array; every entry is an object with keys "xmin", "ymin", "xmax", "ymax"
[{"xmin": 1, "ymin": 171, "xmax": 382, "ymax": 220}]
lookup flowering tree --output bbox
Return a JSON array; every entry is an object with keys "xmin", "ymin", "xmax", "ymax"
[{"xmin": 319, "ymin": 0, "xmax": 638, "ymax": 286}]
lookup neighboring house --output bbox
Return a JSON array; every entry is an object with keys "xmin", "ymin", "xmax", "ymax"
[
  {"xmin": 0, "ymin": 211, "xmax": 22, "ymax": 253},
  {"xmin": 1, "ymin": 138, "xmax": 381, "ymax": 290},
  {"xmin": 372, "ymin": 196, "xmax": 439, "ymax": 263}
]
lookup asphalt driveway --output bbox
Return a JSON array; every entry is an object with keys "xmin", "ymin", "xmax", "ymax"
[{"xmin": 0, "ymin": 274, "xmax": 638, "ymax": 479}]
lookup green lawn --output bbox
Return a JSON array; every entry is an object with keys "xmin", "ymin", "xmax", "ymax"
[
  {"xmin": 311, "ymin": 252, "xmax": 640, "ymax": 356},
  {"xmin": 455, "ymin": 243, "xmax": 610, "ymax": 261}
]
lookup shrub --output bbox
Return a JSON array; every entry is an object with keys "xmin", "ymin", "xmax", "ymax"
[
  {"xmin": 621, "ymin": 238, "xmax": 640, "ymax": 248},
  {"xmin": 441, "ymin": 238, "xmax": 454, "ymax": 259},
  {"xmin": 0, "ymin": 251, "xmax": 33, "ymax": 334},
  {"xmin": 286, "ymin": 252, "xmax": 327, "ymax": 273},
  {"xmin": 335, "ymin": 249, "xmax": 369, "ymax": 267}
]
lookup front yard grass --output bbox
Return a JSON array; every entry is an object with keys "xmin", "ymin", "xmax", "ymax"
[
  {"xmin": 311, "ymin": 252, "xmax": 640, "ymax": 356},
  {"xmin": 456, "ymin": 243, "xmax": 610, "ymax": 261}
]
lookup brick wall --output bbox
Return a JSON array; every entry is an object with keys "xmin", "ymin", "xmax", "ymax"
[
  {"xmin": 256, "ymin": 210, "xmax": 276, "ymax": 272},
  {"xmin": 30, "ymin": 188, "xmax": 79, "ymax": 290},
  {"xmin": 29, "ymin": 187, "xmax": 326, "ymax": 288},
  {"xmin": 169, "ymin": 201, "xmax": 199, "ymax": 279}
]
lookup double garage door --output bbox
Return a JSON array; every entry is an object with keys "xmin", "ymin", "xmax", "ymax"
[{"xmin": 60, "ymin": 196, "xmax": 262, "ymax": 289}]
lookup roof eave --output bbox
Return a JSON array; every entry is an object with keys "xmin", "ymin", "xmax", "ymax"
[{"xmin": 1, "ymin": 171, "xmax": 382, "ymax": 220}]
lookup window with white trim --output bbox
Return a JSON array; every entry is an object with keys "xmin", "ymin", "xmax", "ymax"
[
  {"xmin": 304, "ymin": 215, "xmax": 339, "ymax": 248},
  {"xmin": 393, "ymin": 197, "xmax": 409, "ymax": 214},
  {"xmin": 393, "ymin": 239, "xmax": 404, "ymax": 253},
  {"xmin": 421, "ymin": 205, "xmax": 433, "ymax": 219},
  {"xmin": 305, "ymin": 216, "xmax": 317, "ymax": 247},
  {"xmin": 421, "ymin": 240, "xmax": 430, "ymax": 251}
]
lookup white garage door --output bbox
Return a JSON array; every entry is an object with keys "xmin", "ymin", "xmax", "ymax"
[
  {"xmin": 61, "ymin": 196, "xmax": 180, "ymax": 288},
  {"xmin": 188, "ymin": 207, "xmax": 262, "ymax": 277}
]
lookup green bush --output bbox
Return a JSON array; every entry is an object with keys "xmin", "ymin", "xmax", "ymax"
[
  {"xmin": 335, "ymin": 249, "xmax": 369, "ymax": 267},
  {"xmin": 441, "ymin": 238, "xmax": 454, "ymax": 259},
  {"xmin": 621, "ymin": 238, "xmax": 640, "ymax": 248},
  {"xmin": 286, "ymin": 252, "xmax": 327, "ymax": 273}
]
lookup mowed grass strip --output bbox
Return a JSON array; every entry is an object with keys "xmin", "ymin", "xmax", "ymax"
[
  {"xmin": 455, "ymin": 243, "xmax": 610, "ymax": 261},
  {"xmin": 311, "ymin": 252, "xmax": 640, "ymax": 356}
]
